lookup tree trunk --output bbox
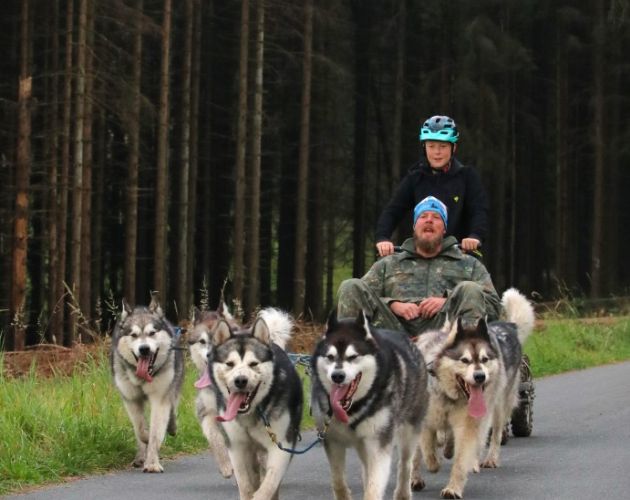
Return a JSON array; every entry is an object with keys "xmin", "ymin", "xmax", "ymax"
[
  {"xmin": 590, "ymin": 0, "xmax": 605, "ymax": 298},
  {"xmin": 154, "ymin": 0, "xmax": 172, "ymax": 301},
  {"xmin": 391, "ymin": 0, "xmax": 405, "ymax": 192},
  {"xmin": 125, "ymin": 0, "xmax": 143, "ymax": 305},
  {"xmin": 351, "ymin": 0, "xmax": 370, "ymax": 278},
  {"xmin": 56, "ymin": 0, "xmax": 73, "ymax": 345},
  {"xmin": 80, "ymin": 0, "xmax": 95, "ymax": 327},
  {"xmin": 293, "ymin": 0, "xmax": 313, "ymax": 315},
  {"xmin": 10, "ymin": 0, "xmax": 32, "ymax": 351},
  {"xmin": 177, "ymin": 0, "xmax": 194, "ymax": 317},
  {"xmin": 187, "ymin": 0, "xmax": 202, "ymax": 307},
  {"xmin": 233, "ymin": 0, "xmax": 250, "ymax": 304},
  {"xmin": 47, "ymin": 0, "xmax": 60, "ymax": 344},
  {"xmin": 246, "ymin": 0, "xmax": 264, "ymax": 312}
]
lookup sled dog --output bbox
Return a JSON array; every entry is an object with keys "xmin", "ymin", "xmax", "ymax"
[
  {"xmin": 311, "ymin": 310, "xmax": 429, "ymax": 500},
  {"xmin": 413, "ymin": 288, "xmax": 535, "ymax": 498},
  {"xmin": 196, "ymin": 307, "xmax": 301, "ymax": 500},
  {"xmin": 188, "ymin": 303, "xmax": 237, "ymax": 478},
  {"xmin": 110, "ymin": 295, "xmax": 184, "ymax": 472}
]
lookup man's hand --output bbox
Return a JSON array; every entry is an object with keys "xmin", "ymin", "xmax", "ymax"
[
  {"xmin": 461, "ymin": 238, "xmax": 481, "ymax": 251},
  {"xmin": 376, "ymin": 241, "xmax": 395, "ymax": 257},
  {"xmin": 389, "ymin": 301, "xmax": 421, "ymax": 321},
  {"xmin": 417, "ymin": 297, "xmax": 446, "ymax": 319}
]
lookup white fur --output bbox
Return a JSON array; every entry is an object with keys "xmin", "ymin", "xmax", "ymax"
[
  {"xmin": 502, "ymin": 287, "xmax": 535, "ymax": 343},
  {"xmin": 258, "ymin": 307, "xmax": 294, "ymax": 350}
]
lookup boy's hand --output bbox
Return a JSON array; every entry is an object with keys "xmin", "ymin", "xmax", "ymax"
[{"xmin": 376, "ymin": 241, "xmax": 395, "ymax": 257}]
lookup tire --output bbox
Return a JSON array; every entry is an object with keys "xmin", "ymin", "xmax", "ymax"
[{"xmin": 511, "ymin": 400, "xmax": 533, "ymax": 437}]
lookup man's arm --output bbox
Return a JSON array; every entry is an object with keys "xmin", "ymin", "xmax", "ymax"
[{"xmin": 471, "ymin": 259, "xmax": 501, "ymax": 318}]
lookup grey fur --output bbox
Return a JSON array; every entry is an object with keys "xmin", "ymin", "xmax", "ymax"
[
  {"xmin": 110, "ymin": 296, "xmax": 183, "ymax": 473},
  {"xmin": 311, "ymin": 310, "xmax": 429, "ymax": 500}
]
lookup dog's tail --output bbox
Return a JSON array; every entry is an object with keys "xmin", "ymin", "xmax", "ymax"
[
  {"xmin": 501, "ymin": 288, "xmax": 535, "ymax": 344},
  {"xmin": 258, "ymin": 307, "xmax": 294, "ymax": 350}
]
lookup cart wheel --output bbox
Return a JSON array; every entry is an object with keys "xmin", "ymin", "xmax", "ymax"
[{"xmin": 511, "ymin": 400, "xmax": 533, "ymax": 437}]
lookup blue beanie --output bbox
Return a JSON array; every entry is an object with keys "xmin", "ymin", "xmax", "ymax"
[{"xmin": 413, "ymin": 196, "xmax": 448, "ymax": 228}]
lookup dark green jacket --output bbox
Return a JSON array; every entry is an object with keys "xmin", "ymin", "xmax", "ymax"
[{"xmin": 362, "ymin": 236, "xmax": 500, "ymax": 311}]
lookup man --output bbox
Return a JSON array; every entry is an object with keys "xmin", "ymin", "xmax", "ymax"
[
  {"xmin": 376, "ymin": 115, "xmax": 488, "ymax": 258},
  {"xmin": 339, "ymin": 196, "xmax": 500, "ymax": 336}
]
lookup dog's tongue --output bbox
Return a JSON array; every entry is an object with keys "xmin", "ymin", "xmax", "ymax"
[
  {"xmin": 216, "ymin": 393, "xmax": 248, "ymax": 422},
  {"xmin": 467, "ymin": 385, "xmax": 486, "ymax": 418},
  {"xmin": 330, "ymin": 385, "xmax": 350, "ymax": 423},
  {"xmin": 194, "ymin": 368, "xmax": 212, "ymax": 389},
  {"xmin": 136, "ymin": 357, "xmax": 153, "ymax": 382}
]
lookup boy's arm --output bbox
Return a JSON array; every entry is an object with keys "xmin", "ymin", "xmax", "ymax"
[
  {"xmin": 464, "ymin": 167, "xmax": 489, "ymax": 243},
  {"xmin": 375, "ymin": 173, "xmax": 416, "ymax": 242}
]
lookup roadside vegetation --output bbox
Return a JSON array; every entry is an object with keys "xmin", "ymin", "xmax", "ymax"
[{"xmin": 1, "ymin": 316, "xmax": 629, "ymax": 495}]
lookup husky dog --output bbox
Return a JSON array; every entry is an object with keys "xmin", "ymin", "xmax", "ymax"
[
  {"xmin": 110, "ymin": 295, "xmax": 184, "ymax": 473},
  {"xmin": 188, "ymin": 303, "xmax": 236, "ymax": 478},
  {"xmin": 311, "ymin": 310, "xmax": 429, "ymax": 500},
  {"xmin": 196, "ymin": 307, "xmax": 301, "ymax": 500},
  {"xmin": 413, "ymin": 288, "xmax": 535, "ymax": 498}
]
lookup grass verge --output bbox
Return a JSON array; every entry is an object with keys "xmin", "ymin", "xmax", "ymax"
[{"xmin": 1, "ymin": 317, "xmax": 629, "ymax": 494}]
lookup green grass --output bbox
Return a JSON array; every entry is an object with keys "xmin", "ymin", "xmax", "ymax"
[
  {"xmin": 524, "ymin": 317, "xmax": 630, "ymax": 377},
  {"xmin": 1, "ymin": 318, "xmax": 629, "ymax": 494}
]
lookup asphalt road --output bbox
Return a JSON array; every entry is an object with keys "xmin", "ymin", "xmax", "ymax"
[{"xmin": 5, "ymin": 361, "xmax": 630, "ymax": 500}]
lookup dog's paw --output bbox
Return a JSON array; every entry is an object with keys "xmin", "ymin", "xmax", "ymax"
[
  {"xmin": 410, "ymin": 477, "xmax": 426, "ymax": 491},
  {"xmin": 425, "ymin": 454, "xmax": 441, "ymax": 473},
  {"xmin": 332, "ymin": 486, "xmax": 352, "ymax": 500},
  {"xmin": 440, "ymin": 486, "xmax": 463, "ymax": 499},
  {"xmin": 143, "ymin": 461, "xmax": 164, "ymax": 473},
  {"xmin": 481, "ymin": 458, "xmax": 498, "ymax": 469},
  {"xmin": 393, "ymin": 486, "xmax": 412, "ymax": 500},
  {"xmin": 131, "ymin": 458, "xmax": 144, "ymax": 468},
  {"xmin": 472, "ymin": 461, "xmax": 480, "ymax": 473}
]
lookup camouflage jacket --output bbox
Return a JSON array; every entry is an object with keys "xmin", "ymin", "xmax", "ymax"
[{"xmin": 362, "ymin": 236, "xmax": 500, "ymax": 309}]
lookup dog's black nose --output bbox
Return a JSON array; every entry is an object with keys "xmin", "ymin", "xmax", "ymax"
[
  {"xmin": 234, "ymin": 375, "xmax": 248, "ymax": 389},
  {"xmin": 473, "ymin": 371, "xmax": 485, "ymax": 384},
  {"xmin": 139, "ymin": 345, "xmax": 151, "ymax": 357},
  {"xmin": 331, "ymin": 371, "xmax": 346, "ymax": 384}
]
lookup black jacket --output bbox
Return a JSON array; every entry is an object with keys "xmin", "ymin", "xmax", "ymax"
[{"xmin": 375, "ymin": 158, "xmax": 489, "ymax": 244}]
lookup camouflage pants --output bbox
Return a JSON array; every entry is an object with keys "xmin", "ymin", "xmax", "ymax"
[{"xmin": 337, "ymin": 278, "xmax": 500, "ymax": 337}]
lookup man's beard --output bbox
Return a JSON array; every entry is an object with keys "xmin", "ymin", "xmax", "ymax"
[{"xmin": 414, "ymin": 232, "xmax": 442, "ymax": 254}]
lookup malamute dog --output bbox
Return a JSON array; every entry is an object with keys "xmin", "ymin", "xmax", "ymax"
[
  {"xmin": 413, "ymin": 288, "xmax": 535, "ymax": 498},
  {"xmin": 311, "ymin": 310, "xmax": 429, "ymax": 500},
  {"xmin": 188, "ymin": 302, "xmax": 236, "ymax": 478},
  {"xmin": 196, "ymin": 307, "xmax": 302, "ymax": 500},
  {"xmin": 110, "ymin": 295, "xmax": 184, "ymax": 473}
]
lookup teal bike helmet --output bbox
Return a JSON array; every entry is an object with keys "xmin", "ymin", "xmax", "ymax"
[{"xmin": 419, "ymin": 115, "xmax": 459, "ymax": 143}]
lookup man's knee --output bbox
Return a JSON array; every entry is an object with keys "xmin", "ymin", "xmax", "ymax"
[
  {"xmin": 452, "ymin": 281, "xmax": 483, "ymax": 299},
  {"xmin": 338, "ymin": 278, "xmax": 364, "ymax": 297}
]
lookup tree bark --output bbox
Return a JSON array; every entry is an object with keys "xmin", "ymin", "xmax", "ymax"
[
  {"xmin": 590, "ymin": 0, "xmax": 605, "ymax": 298},
  {"xmin": 177, "ymin": 0, "xmax": 194, "ymax": 317},
  {"xmin": 233, "ymin": 0, "xmax": 250, "ymax": 304},
  {"xmin": 154, "ymin": 0, "xmax": 172, "ymax": 302},
  {"xmin": 10, "ymin": 0, "xmax": 32, "ymax": 351},
  {"xmin": 246, "ymin": 0, "xmax": 265, "ymax": 312},
  {"xmin": 68, "ymin": 0, "xmax": 87, "ymax": 344},
  {"xmin": 293, "ymin": 0, "xmax": 313, "ymax": 315},
  {"xmin": 125, "ymin": 0, "xmax": 144, "ymax": 305}
]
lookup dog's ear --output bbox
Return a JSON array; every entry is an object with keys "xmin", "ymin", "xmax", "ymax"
[
  {"xmin": 324, "ymin": 308, "xmax": 338, "ymax": 337},
  {"xmin": 251, "ymin": 317, "xmax": 271, "ymax": 345},
  {"xmin": 218, "ymin": 300, "xmax": 235, "ymax": 322},
  {"xmin": 148, "ymin": 292, "xmax": 164, "ymax": 316},
  {"xmin": 121, "ymin": 299, "xmax": 133, "ymax": 320},
  {"xmin": 192, "ymin": 306, "xmax": 202, "ymax": 324},
  {"xmin": 446, "ymin": 316, "xmax": 466, "ymax": 347},
  {"xmin": 476, "ymin": 317, "xmax": 491, "ymax": 342},
  {"xmin": 212, "ymin": 319, "xmax": 232, "ymax": 346},
  {"xmin": 356, "ymin": 310, "xmax": 375, "ymax": 343}
]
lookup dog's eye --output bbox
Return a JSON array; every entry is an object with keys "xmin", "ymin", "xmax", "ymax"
[
  {"xmin": 130, "ymin": 332, "xmax": 138, "ymax": 338},
  {"xmin": 346, "ymin": 355, "xmax": 358, "ymax": 362},
  {"xmin": 480, "ymin": 356, "xmax": 488, "ymax": 363},
  {"xmin": 326, "ymin": 354, "xmax": 335, "ymax": 362},
  {"xmin": 249, "ymin": 361, "xmax": 259, "ymax": 368},
  {"xmin": 460, "ymin": 357, "xmax": 471, "ymax": 364},
  {"xmin": 199, "ymin": 339, "xmax": 207, "ymax": 345},
  {"xmin": 148, "ymin": 331, "xmax": 156, "ymax": 336},
  {"xmin": 226, "ymin": 362, "xmax": 235, "ymax": 368}
]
